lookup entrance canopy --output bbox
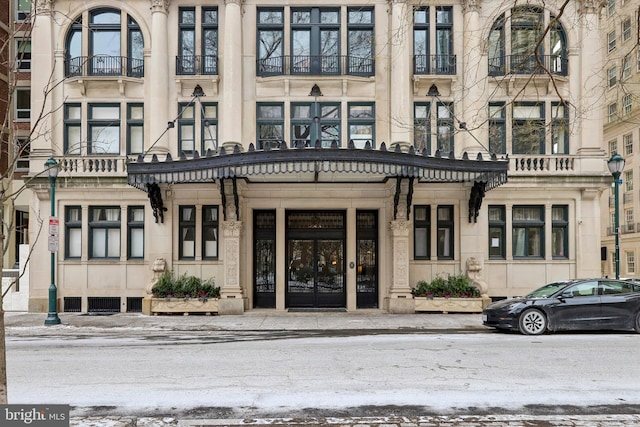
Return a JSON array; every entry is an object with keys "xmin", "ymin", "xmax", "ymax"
[{"xmin": 127, "ymin": 141, "xmax": 509, "ymax": 190}]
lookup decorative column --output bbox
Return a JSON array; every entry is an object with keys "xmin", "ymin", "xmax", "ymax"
[
  {"xmin": 460, "ymin": 0, "xmax": 484, "ymax": 155},
  {"xmin": 389, "ymin": 0, "xmax": 411, "ymax": 148},
  {"xmin": 219, "ymin": 220, "xmax": 245, "ymax": 314},
  {"xmin": 220, "ymin": 0, "xmax": 243, "ymax": 146},
  {"xmin": 387, "ymin": 219, "xmax": 415, "ymax": 314},
  {"xmin": 148, "ymin": 0, "xmax": 171, "ymax": 154}
]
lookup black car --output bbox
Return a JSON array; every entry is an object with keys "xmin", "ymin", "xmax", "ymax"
[{"xmin": 482, "ymin": 278, "xmax": 640, "ymax": 335}]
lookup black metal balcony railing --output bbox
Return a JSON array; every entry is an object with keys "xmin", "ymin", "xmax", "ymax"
[
  {"xmin": 65, "ymin": 56, "xmax": 144, "ymax": 78},
  {"xmin": 488, "ymin": 54, "xmax": 568, "ymax": 77},
  {"xmin": 176, "ymin": 55, "xmax": 218, "ymax": 75},
  {"xmin": 413, "ymin": 54, "xmax": 457, "ymax": 75},
  {"xmin": 257, "ymin": 55, "xmax": 374, "ymax": 77}
]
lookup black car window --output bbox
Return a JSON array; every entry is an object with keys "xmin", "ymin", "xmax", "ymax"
[
  {"xmin": 601, "ymin": 280, "xmax": 635, "ymax": 295},
  {"xmin": 564, "ymin": 281, "xmax": 598, "ymax": 297},
  {"xmin": 526, "ymin": 282, "xmax": 570, "ymax": 298}
]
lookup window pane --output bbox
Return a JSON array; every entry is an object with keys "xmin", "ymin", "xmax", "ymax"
[
  {"xmin": 69, "ymin": 229, "xmax": 82, "ymax": 257},
  {"xmin": 415, "ymin": 228, "xmax": 428, "ymax": 258},
  {"xmin": 93, "ymin": 229, "xmax": 106, "ymax": 257},
  {"xmin": 91, "ymin": 126, "xmax": 120, "ymax": 154},
  {"xmin": 108, "ymin": 228, "xmax": 120, "ymax": 257},
  {"xmin": 130, "ymin": 228, "xmax": 144, "ymax": 257}
]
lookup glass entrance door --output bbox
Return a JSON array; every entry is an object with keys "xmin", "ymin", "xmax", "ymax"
[{"xmin": 286, "ymin": 211, "xmax": 346, "ymax": 308}]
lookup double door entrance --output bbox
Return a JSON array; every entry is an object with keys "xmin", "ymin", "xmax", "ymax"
[{"xmin": 253, "ymin": 210, "xmax": 378, "ymax": 309}]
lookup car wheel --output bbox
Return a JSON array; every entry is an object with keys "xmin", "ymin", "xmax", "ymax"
[
  {"xmin": 635, "ymin": 311, "xmax": 640, "ymax": 334},
  {"xmin": 518, "ymin": 309, "xmax": 547, "ymax": 335}
]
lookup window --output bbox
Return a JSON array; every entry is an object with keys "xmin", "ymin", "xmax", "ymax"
[
  {"xmin": 607, "ymin": 0, "xmax": 615, "ymax": 17},
  {"xmin": 608, "ymin": 30, "xmax": 616, "ymax": 52},
  {"xmin": 202, "ymin": 206, "xmax": 219, "ymax": 259},
  {"xmin": 622, "ymin": 18, "xmax": 631, "ymax": 41},
  {"xmin": 609, "ymin": 139, "xmax": 617, "ymax": 155},
  {"xmin": 16, "ymin": 39, "xmax": 31, "ymax": 70},
  {"xmin": 512, "ymin": 103, "xmax": 544, "ymax": 154},
  {"xmin": 625, "ymin": 208, "xmax": 634, "ymax": 225},
  {"xmin": 413, "ymin": 7, "xmax": 455, "ymax": 74},
  {"xmin": 552, "ymin": 205, "xmax": 568, "ymax": 258},
  {"xmin": 348, "ymin": 103, "xmax": 375, "ymax": 148},
  {"xmin": 257, "ymin": 8, "xmax": 284, "ymax": 75},
  {"xmin": 64, "ymin": 104, "xmax": 82, "ymax": 155},
  {"xmin": 622, "ymin": 56, "xmax": 632, "ymax": 79},
  {"xmin": 608, "ymin": 66, "xmax": 617, "ymax": 87},
  {"xmin": 65, "ymin": 9, "xmax": 144, "ymax": 77},
  {"xmin": 608, "ymin": 103, "xmax": 618, "ymax": 123},
  {"xmin": 551, "ymin": 103, "xmax": 568, "ymax": 154},
  {"xmin": 488, "ymin": 7, "xmax": 567, "ymax": 76},
  {"xmin": 624, "ymin": 133, "xmax": 633, "ymax": 156},
  {"xmin": 65, "ymin": 207, "xmax": 82, "ymax": 259},
  {"xmin": 436, "ymin": 103, "xmax": 454, "ymax": 153},
  {"xmin": 178, "ymin": 102, "xmax": 217, "ymax": 155},
  {"xmin": 624, "ymin": 170, "xmax": 633, "ymax": 192},
  {"xmin": 16, "ymin": 0, "xmax": 30, "ymax": 21},
  {"xmin": 488, "ymin": 103, "xmax": 506, "ymax": 154},
  {"xmin": 414, "ymin": 103, "xmax": 431, "ymax": 153},
  {"xmin": 513, "ymin": 206, "xmax": 543, "ymax": 258},
  {"xmin": 488, "ymin": 206, "xmax": 505, "ymax": 259},
  {"xmin": 257, "ymin": 103, "xmax": 284, "ymax": 149},
  {"xmin": 414, "ymin": 206, "xmax": 430, "ymax": 259},
  {"xmin": 88, "ymin": 104, "xmax": 120, "ymax": 154},
  {"xmin": 347, "ymin": 8, "xmax": 374, "ymax": 76},
  {"xmin": 127, "ymin": 104, "xmax": 144, "ymax": 154},
  {"xmin": 291, "ymin": 102, "xmax": 340, "ymax": 148},
  {"xmin": 127, "ymin": 207, "xmax": 144, "ymax": 259},
  {"xmin": 89, "ymin": 207, "xmax": 121, "ymax": 258},
  {"xmin": 623, "ymin": 94, "xmax": 632, "ymax": 115},
  {"xmin": 179, "ymin": 206, "xmax": 196, "ymax": 259},
  {"xmin": 627, "ymin": 251, "xmax": 635, "ymax": 274},
  {"xmin": 291, "ymin": 8, "xmax": 340, "ymax": 74},
  {"xmin": 15, "ymin": 89, "xmax": 30, "ymax": 120},
  {"xmin": 437, "ymin": 206, "xmax": 454, "ymax": 259},
  {"xmin": 15, "ymin": 137, "xmax": 30, "ymax": 171},
  {"xmin": 177, "ymin": 7, "xmax": 218, "ymax": 75}
]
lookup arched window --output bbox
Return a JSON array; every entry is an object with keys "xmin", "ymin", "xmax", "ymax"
[
  {"xmin": 65, "ymin": 9, "xmax": 144, "ymax": 78},
  {"xmin": 488, "ymin": 7, "xmax": 567, "ymax": 76}
]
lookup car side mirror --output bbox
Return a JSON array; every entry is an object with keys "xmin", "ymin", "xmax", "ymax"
[{"xmin": 560, "ymin": 291, "xmax": 574, "ymax": 300}]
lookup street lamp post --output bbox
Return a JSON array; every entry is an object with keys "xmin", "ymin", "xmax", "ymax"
[
  {"xmin": 607, "ymin": 153, "xmax": 625, "ymax": 280},
  {"xmin": 44, "ymin": 157, "xmax": 61, "ymax": 325}
]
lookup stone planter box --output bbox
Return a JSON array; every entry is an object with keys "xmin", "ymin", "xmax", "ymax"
[
  {"xmin": 414, "ymin": 297, "xmax": 491, "ymax": 313},
  {"xmin": 142, "ymin": 297, "xmax": 219, "ymax": 315}
]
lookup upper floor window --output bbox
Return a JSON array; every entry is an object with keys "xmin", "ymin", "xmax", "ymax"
[
  {"xmin": 256, "ymin": 103, "xmax": 284, "ymax": 150},
  {"xmin": 15, "ymin": 137, "xmax": 30, "ymax": 171},
  {"xmin": 413, "ymin": 7, "xmax": 456, "ymax": 75},
  {"xmin": 622, "ymin": 18, "xmax": 632, "ymax": 42},
  {"xmin": 348, "ymin": 103, "xmax": 375, "ymax": 148},
  {"xmin": 623, "ymin": 94, "xmax": 632, "ymax": 115},
  {"xmin": 413, "ymin": 102, "xmax": 455, "ymax": 155},
  {"xmin": 623, "ymin": 56, "xmax": 632, "ymax": 79},
  {"xmin": 489, "ymin": 7, "xmax": 567, "ymax": 76},
  {"xmin": 256, "ymin": 7, "xmax": 374, "ymax": 77},
  {"xmin": 89, "ymin": 104, "xmax": 120, "ymax": 154},
  {"xmin": 488, "ymin": 103, "xmax": 506, "ymax": 154},
  {"xmin": 177, "ymin": 102, "xmax": 218, "ymax": 155},
  {"xmin": 513, "ymin": 103, "xmax": 544, "ymax": 154},
  {"xmin": 608, "ymin": 30, "xmax": 616, "ymax": 52},
  {"xmin": 608, "ymin": 102, "xmax": 618, "ymax": 123},
  {"xmin": 16, "ymin": 39, "xmax": 31, "ymax": 71},
  {"xmin": 65, "ymin": 9, "xmax": 144, "ymax": 78},
  {"xmin": 291, "ymin": 102, "xmax": 340, "ymax": 148},
  {"xmin": 609, "ymin": 139, "xmax": 618, "ymax": 155},
  {"xmin": 625, "ymin": 170, "xmax": 633, "ymax": 192},
  {"xmin": 177, "ymin": 7, "xmax": 218, "ymax": 75},
  {"xmin": 16, "ymin": 0, "xmax": 30, "ymax": 21},
  {"xmin": 15, "ymin": 89, "xmax": 30, "ymax": 121},
  {"xmin": 607, "ymin": 0, "xmax": 616, "ymax": 17},
  {"xmin": 608, "ymin": 66, "xmax": 617, "ymax": 87},
  {"xmin": 624, "ymin": 133, "xmax": 633, "ymax": 155}
]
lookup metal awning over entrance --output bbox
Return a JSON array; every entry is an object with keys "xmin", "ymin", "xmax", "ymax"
[{"xmin": 127, "ymin": 141, "xmax": 509, "ymax": 190}]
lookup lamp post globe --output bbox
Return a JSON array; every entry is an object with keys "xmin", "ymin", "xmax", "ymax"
[
  {"xmin": 607, "ymin": 153, "xmax": 625, "ymax": 280},
  {"xmin": 44, "ymin": 157, "xmax": 61, "ymax": 325}
]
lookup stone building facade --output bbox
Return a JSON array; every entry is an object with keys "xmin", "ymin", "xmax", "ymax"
[{"xmin": 27, "ymin": 0, "xmax": 611, "ymax": 314}]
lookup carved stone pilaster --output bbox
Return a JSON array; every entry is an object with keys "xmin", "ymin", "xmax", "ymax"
[
  {"xmin": 150, "ymin": 0, "xmax": 170, "ymax": 13},
  {"xmin": 388, "ymin": 219, "xmax": 414, "ymax": 313},
  {"xmin": 578, "ymin": 0, "xmax": 605, "ymax": 15},
  {"xmin": 224, "ymin": 0, "xmax": 243, "ymax": 5},
  {"xmin": 221, "ymin": 220, "xmax": 243, "ymax": 295}
]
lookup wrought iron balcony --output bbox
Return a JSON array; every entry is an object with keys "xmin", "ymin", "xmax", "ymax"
[
  {"xmin": 175, "ymin": 55, "xmax": 218, "ymax": 75},
  {"xmin": 65, "ymin": 56, "xmax": 144, "ymax": 78},
  {"xmin": 488, "ymin": 54, "xmax": 568, "ymax": 77},
  {"xmin": 413, "ymin": 55, "xmax": 457, "ymax": 75},
  {"xmin": 257, "ymin": 55, "xmax": 374, "ymax": 77}
]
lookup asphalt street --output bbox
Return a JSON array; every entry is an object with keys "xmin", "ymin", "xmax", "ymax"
[{"xmin": 5, "ymin": 311, "xmax": 640, "ymax": 427}]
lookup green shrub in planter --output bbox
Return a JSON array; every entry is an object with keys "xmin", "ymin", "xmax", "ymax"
[
  {"xmin": 151, "ymin": 271, "xmax": 220, "ymax": 300},
  {"xmin": 411, "ymin": 274, "xmax": 480, "ymax": 298}
]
